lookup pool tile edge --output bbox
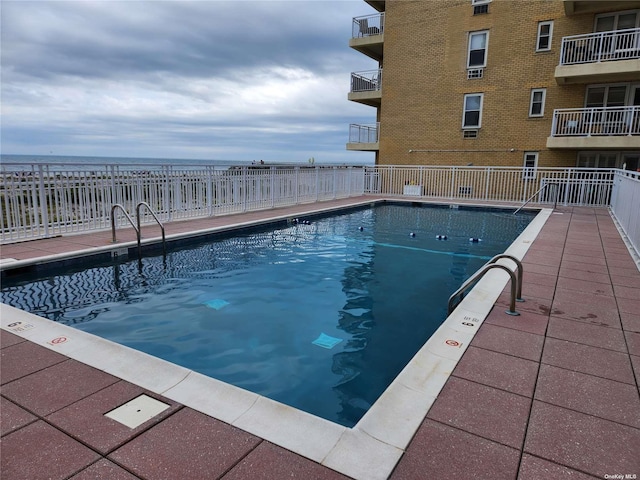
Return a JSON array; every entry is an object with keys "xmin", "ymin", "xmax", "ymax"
[{"xmin": 0, "ymin": 206, "xmax": 553, "ymax": 480}]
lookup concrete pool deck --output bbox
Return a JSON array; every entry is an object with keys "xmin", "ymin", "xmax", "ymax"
[{"xmin": 1, "ymin": 197, "xmax": 639, "ymax": 479}]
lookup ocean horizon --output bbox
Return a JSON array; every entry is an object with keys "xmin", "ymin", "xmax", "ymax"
[{"xmin": 1, "ymin": 154, "xmax": 373, "ymax": 172}]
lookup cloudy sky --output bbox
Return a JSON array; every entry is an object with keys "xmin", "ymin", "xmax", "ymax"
[{"xmin": 1, "ymin": 0, "xmax": 377, "ymax": 164}]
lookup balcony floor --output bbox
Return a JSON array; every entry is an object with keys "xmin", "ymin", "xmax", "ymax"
[{"xmin": 2, "ymin": 198, "xmax": 639, "ymax": 479}]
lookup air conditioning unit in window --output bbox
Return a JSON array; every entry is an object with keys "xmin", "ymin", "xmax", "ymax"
[
  {"xmin": 463, "ymin": 130, "xmax": 479, "ymax": 138},
  {"xmin": 467, "ymin": 68, "xmax": 484, "ymax": 79},
  {"xmin": 473, "ymin": 4, "xmax": 489, "ymax": 14}
]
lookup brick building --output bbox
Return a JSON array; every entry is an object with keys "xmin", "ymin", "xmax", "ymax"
[{"xmin": 347, "ymin": 0, "xmax": 640, "ymax": 170}]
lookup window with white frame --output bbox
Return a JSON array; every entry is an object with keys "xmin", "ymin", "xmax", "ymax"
[
  {"xmin": 462, "ymin": 93, "xmax": 484, "ymax": 129},
  {"xmin": 536, "ymin": 21, "xmax": 553, "ymax": 51},
  {"xmin": 595, "ymin": 10, "xmax": 639, "ymax": 32},
  {"xmin": 467, "ymin": 31, "xmax": 489, "ymax": 68},
  {"xmin": 523, "ymin": 152, "xmax": 538, "ymax": 179},
  {"xmin": 529, "ymin": 88, "xmax": 546, "ymax": 117},
  {"xmin": 471, "ymin": 0, "xmax": 490, "ymax": 14}
]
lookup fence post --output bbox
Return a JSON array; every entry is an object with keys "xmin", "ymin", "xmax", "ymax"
[
  {"xmin": 37, "ymin": 164, "xmax": 49, "ymax": 238},
  {"xmin": 242, "ymin": 166, "xmax": 247, "ymax": 212},
  {"xmin": 207, "ymin": 167, "xmax": 213, "ymax": 216},
  {"xmin": 163, "ymin": 165, "xmax": 171, "ymax": 221},
  {"xmin": 450, "ymin": 167, "xmax": 456, "ymax": 199},
  {"xmin": 270, "ymin": 166, "xmax": 275, "ymax": 208}
]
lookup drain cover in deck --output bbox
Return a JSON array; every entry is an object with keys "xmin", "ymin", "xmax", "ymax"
[{"xmin": 105, "ymin": 394, "xmax": 170, "ymax": 428}]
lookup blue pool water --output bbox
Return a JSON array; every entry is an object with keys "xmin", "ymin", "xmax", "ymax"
[{"xmin": 1, "ymin": 204, "xmax": 536, "ymax": 426}]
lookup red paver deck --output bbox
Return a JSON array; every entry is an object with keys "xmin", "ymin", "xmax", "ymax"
[{"xmin": 1, "ymin": 201, "xmax": 639, "ymax": 479}]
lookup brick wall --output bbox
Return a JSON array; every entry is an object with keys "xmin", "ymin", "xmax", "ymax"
[{"xmin": 375, "ymin": 0, "xmax": 628, "ymax": 167}]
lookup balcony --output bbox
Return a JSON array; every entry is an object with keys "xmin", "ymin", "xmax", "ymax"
[
  {"xmin": 556, "ymin": 28, "xmax": 640, "ymax": 84},
  {"xmin": 347, "ymin": 123, "xmax": 379, "ymax": 151},
  {"xmin": 563, "ymin": 1, "xmax": 639, "ymax": 16},
  {"xmin": 349, "ymin": 13, "xmax": 384, "ymax": 61},
  {"xmin": 547, "ymin": 106, "xmax": 640, "ymax": 149},
  {"xmin": 348, "ymin": 69, "xmax": 382, "ymax": 107}
]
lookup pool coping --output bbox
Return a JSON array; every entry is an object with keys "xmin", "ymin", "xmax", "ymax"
[{"xmin": 0, "ymin": 201, "xmax": 552, "ymax": 480}]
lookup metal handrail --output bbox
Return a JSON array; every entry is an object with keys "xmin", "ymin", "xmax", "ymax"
[
  {"xmin": 513, "ymin": 182, "xmax": 559, "ymax": 214},
  {"xmin": 448, "ymin": 264, "xmax": 520, "ymax": 316},
  {"xmin": 485, "ymin": 254, "xmax": 524, "ymax": 302},
  {"xmin": 111, "ymin": 203, "xmax": 166, "ymax": 259},
  {"xmin": 111, "ymin": 204, "xmax": 139, "ymax": 244},
  {"xmin": 136, "ymin": 201, "xmax": 166, "ymax": 256}
]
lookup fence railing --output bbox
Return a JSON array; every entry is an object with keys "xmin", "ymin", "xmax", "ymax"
[
  {"xmin": 349, "ymin": 123, "xmax": 380, "ymax": 143},
  {"xmin": 363, "ymin": 166, "xmax": 616, "ymax": 207},
  {"xmin": 350, "ymin": 69, "xmax": 382, "ymax": 93},
  {"xmin": 610, "ymin": 170, "xmax": 640, "ymax": 259},
  {"xmin": 560, "ymin": 27, "xmax": 640, "ymax": 65},
  {"xmin": 1, "ymin": 164, "xmax": 366, "ymax": 243},
  {"xmin": 2, "ymin": 164, "xmax": 635, "ymax": 244},
  {"xmin": 352, "ymin": 12, "xmax": 385, "ymax": 38},
  {"xmin": 551, "ymin": 106, "xmax": 640, "ymax": 137}
]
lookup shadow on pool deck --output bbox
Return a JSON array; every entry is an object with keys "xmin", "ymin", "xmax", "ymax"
[{"xmin": 1, "ymin": 199, "xmax": 639, "ymax": 479}]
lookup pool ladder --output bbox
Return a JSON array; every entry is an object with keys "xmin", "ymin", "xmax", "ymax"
[
  {"xmin": 111, "ymin": 202, "xmax": 166, "ymax": 258},
  {"xmin": 448, "ymin": 254, "xmax": 524, "ymax": 316},
  {"xmin": 513, "ymin": 182, "xmax": 560, "ymax": 215}
]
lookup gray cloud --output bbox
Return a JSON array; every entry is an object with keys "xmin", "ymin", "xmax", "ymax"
[{"xmin": 1, "ymin": 0, "xmax": 376, "ymax": 163}]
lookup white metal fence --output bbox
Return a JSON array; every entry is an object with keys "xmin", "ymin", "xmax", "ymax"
[
  {"xmin": 610, "ymin": 170, "xmax": 640, "ymax": 258},
  {"xmin": 1, "ymin": 164, "xmax": 365, "ymax": 242},
  {"xmin": 551, "ymin": 106, "xmax": 640, "ymax": 137},
  {"xmin": 560, "ymin": 28, "xmax": 640, "ymax": 65},
  {"xmin": 364, "ymin": 166, "xmax": 615, "ymax": 206},
  {"xmin": 2, "ymin": 163, "xmax": 637, "ymax": 244}
]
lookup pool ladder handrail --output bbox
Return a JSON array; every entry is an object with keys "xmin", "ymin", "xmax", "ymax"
[
  {"xmin": 111, "ymin": 203, "xmax": 166, "ymax": 257},
  {"xmin": 448, "ymin": 254, "xmax": 524, "ymax": 316},
  {"xmin": 111, "ymin": 204, "xmax": 138, "ymax": 244},
  {"xmin": 136, "ymin": 202, "xmax": 166, "ymax": 256},
  {"xmin": 513, "ymin": 182, "xmax": 560, "ymax": 215}
]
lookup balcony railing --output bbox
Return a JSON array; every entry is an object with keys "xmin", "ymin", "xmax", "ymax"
[
  {"xmin": 349, "ymin": 123, "xmax": 379, "ymax": 143},
  {"xmin": 551, "ymin": 106, "xmax": 640, "ymax": 137},
  {"xmin": 560, "ymin": 28, "xmax": 640, "ymax": 65},
  {"xmin": 350, "ymin": 69, "xmax": 382, "ymax": 93},
  {"xmin": 352, "ymin": 13, "xmax": 385, "ymax": 38}
]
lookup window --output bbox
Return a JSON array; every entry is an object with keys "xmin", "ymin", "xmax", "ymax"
[
  {"xmin": 595, "ymin": 10, "xmax": 639, "ymax": 32},
  {"xmin": 467, "ymin": 31, "xmax": 489, "ymax": 68},
  {"xmin": 471, "ymin": 0, "xmax": 491, "ymax": 4},
  {"xmin": 523, "ymin": 152, "xmax": 538, "ymax": 179},
  {"xmin": 462, "ymin": 93, "xmax": 483, "ymax": 129},
  {"xmin": 586, "ymin": 85, "xmax": 628, "ymax": 108},
  {"xmin": 529, "ymin": 88, "xmax": 546, "ymax": 117},
  {"xmin": 473, "ymin": 4, "xmax": 489, "ymax": 15},
  {"xmin": 536, "ymin": 21, "xmax": 553, "ymax": 51}
]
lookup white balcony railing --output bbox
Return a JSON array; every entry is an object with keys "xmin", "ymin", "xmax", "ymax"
[
  {"xmin": 352, "ymin": 13, "xmax": 385, "ymax": 38},
  {"xmin": 560, "ymin": 28, "xmax": 640, "ymax": 65},
  {"xmin": 349, "ymin": 123, "xmax": 379, "ymax": 143},
  {"xmin": 551, "ymin": 106, "xmax": 640, "ymax": 136},
  {"xmin": 350, "ymin": 69, "xmax": 382, "ymax": 93}
]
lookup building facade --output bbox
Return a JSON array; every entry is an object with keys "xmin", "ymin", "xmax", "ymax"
[{"xmin": 347, "ymin": 0, "xmax": 640, "ymax": 170}]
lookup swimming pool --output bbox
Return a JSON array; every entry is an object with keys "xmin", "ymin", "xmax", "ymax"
[{"xmin": 0, "ymin": 203, "xmax": 535, "ymax": 427}]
